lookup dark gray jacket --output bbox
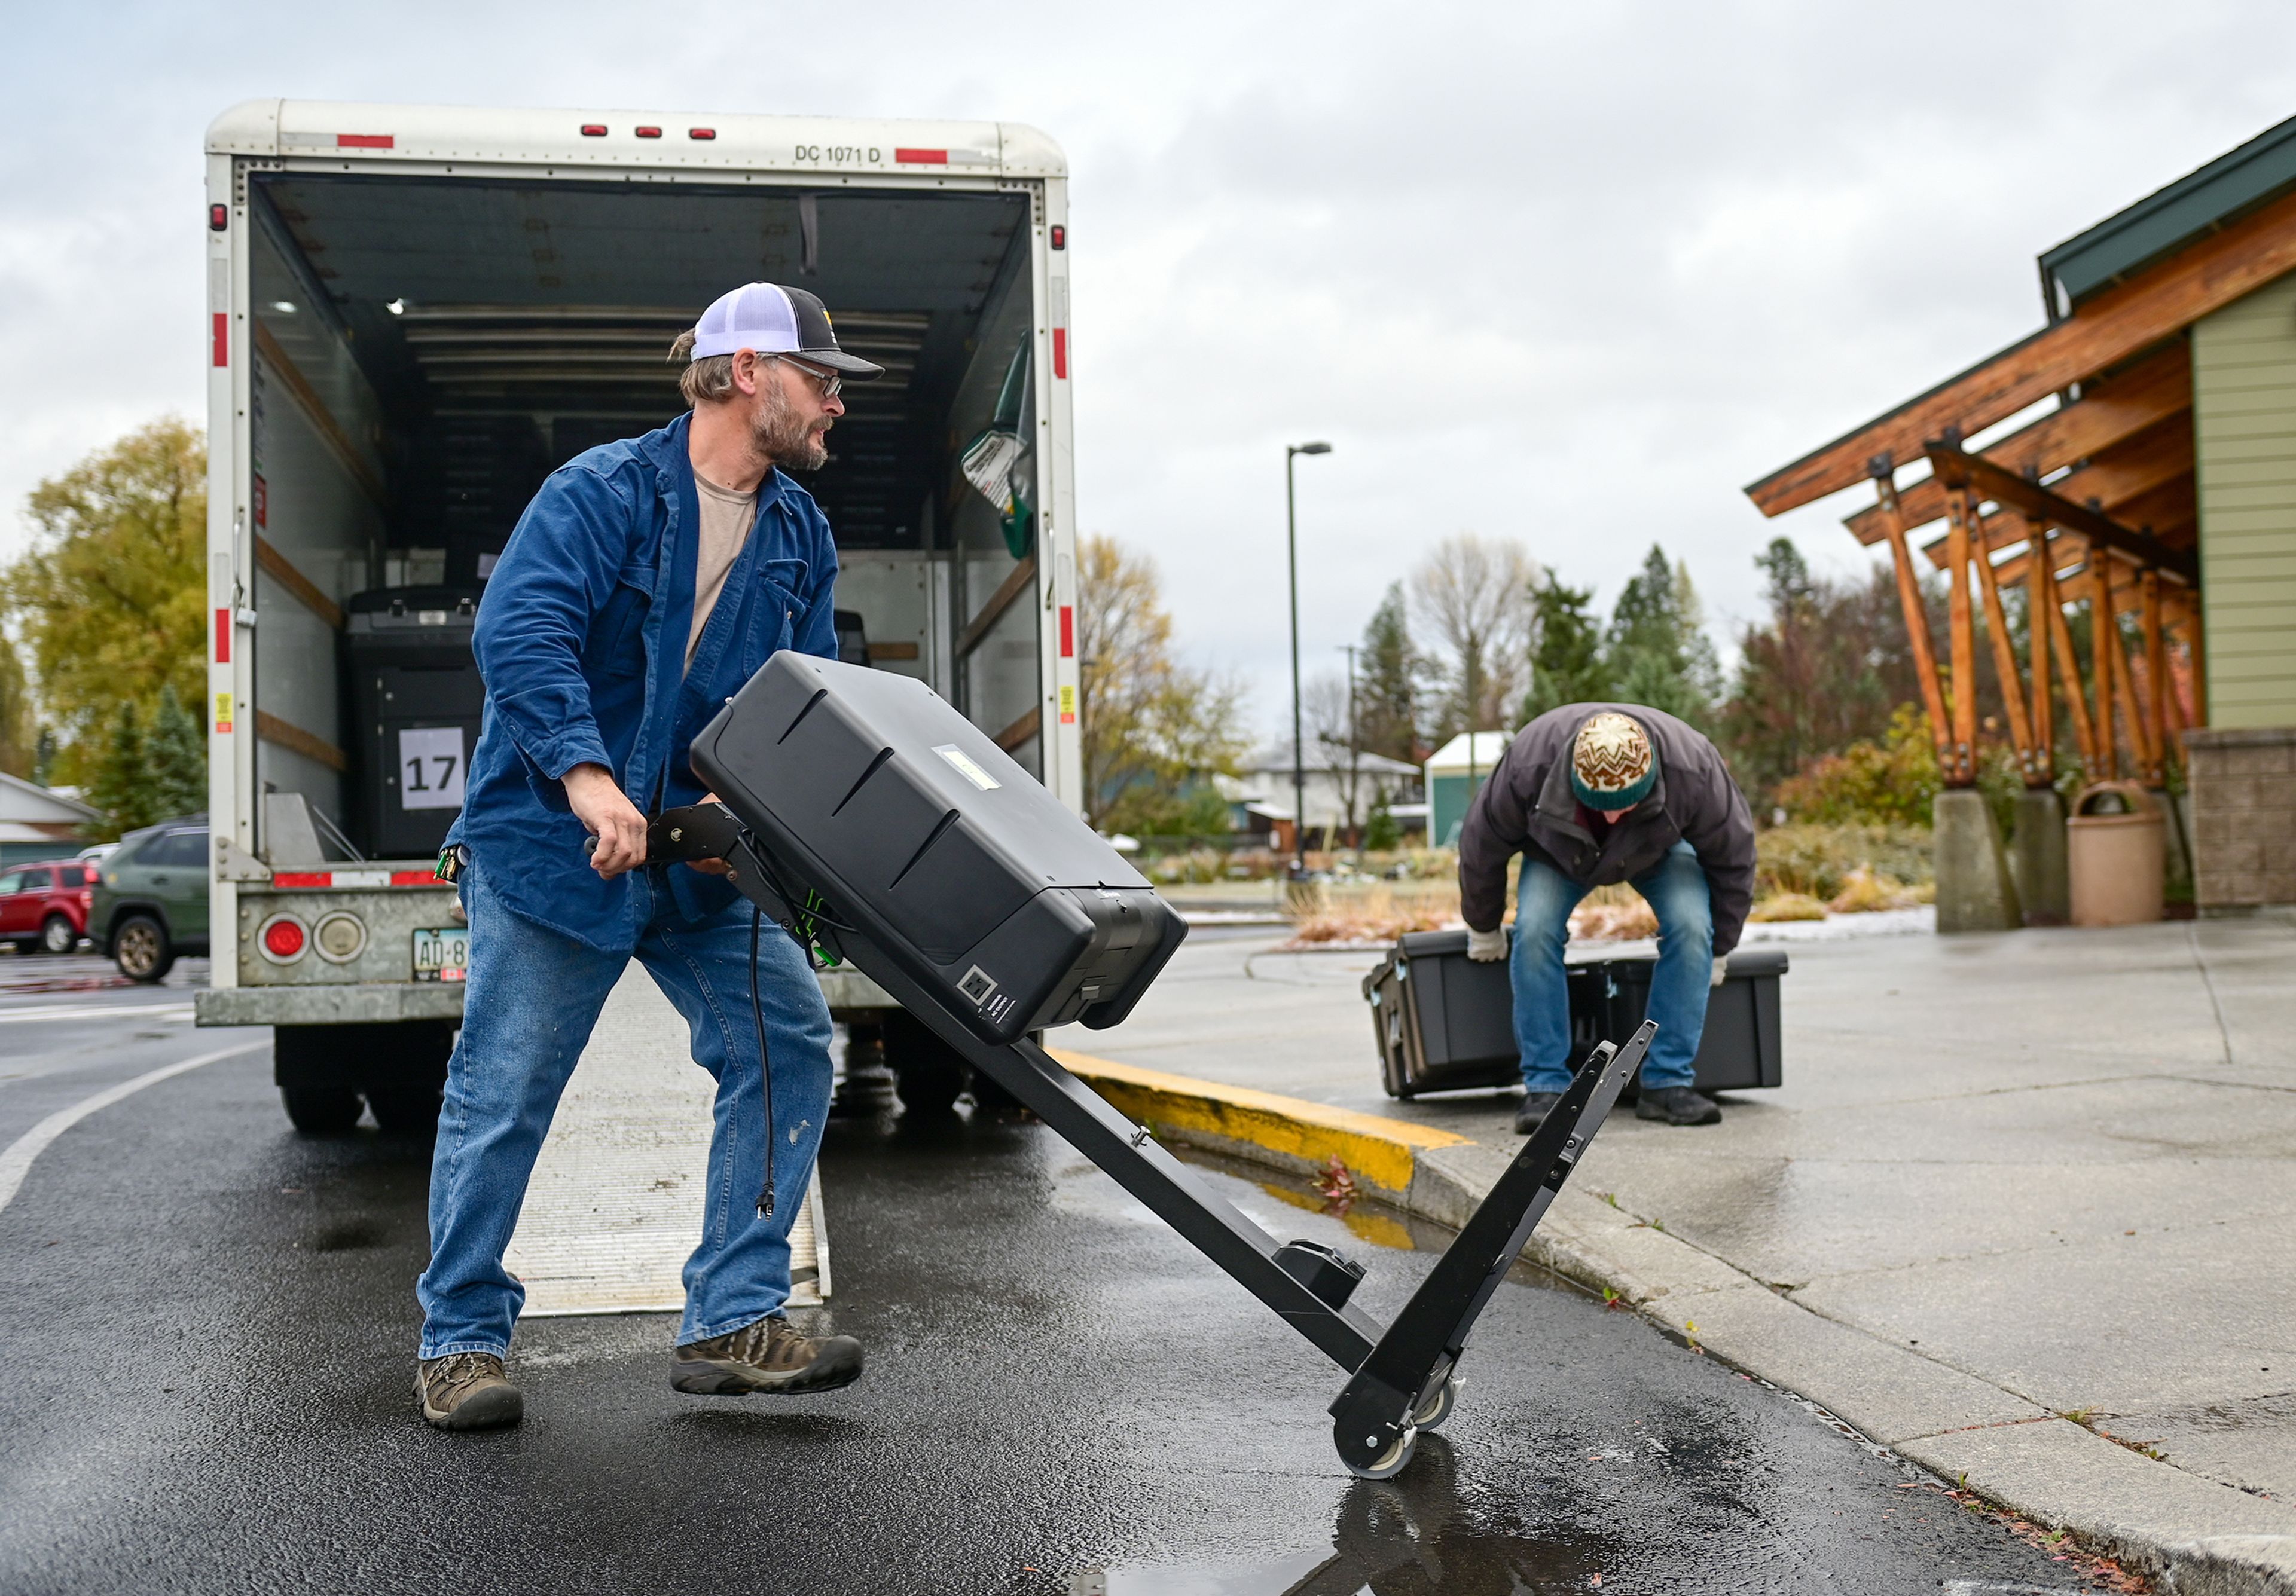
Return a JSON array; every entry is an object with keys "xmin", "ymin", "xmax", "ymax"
[{"xmin": 1458, "ymin": 703, "xmax": 1757, "ymax": 955}]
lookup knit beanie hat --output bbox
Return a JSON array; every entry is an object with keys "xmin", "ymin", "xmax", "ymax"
[{"xmin": 1570, "ymin": 711, "xmax": 1657, "ymax": 810}]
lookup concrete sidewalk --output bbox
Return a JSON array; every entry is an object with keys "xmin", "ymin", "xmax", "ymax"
[{"xmin": 1062, "ymin": 917, "xmax": 2296, "ymax": 1591}]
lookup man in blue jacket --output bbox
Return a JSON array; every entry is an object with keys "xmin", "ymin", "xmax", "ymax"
[{"xmin": 413, "ymin": 283, "xmax": 882, "ymax": 1430}]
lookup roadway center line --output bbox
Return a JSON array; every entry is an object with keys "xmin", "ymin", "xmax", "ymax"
[
  {"xmin": 0, "ymin": 1042, "xmax": 267, "ymax": 1216},
  {"xmin": 0, "ymin": 1004, "xmax": 196, "ymax": 1025}
]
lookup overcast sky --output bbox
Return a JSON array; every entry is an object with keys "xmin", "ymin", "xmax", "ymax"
[{"xmin": 8, "ymin": 1, "xmax": 2296, "ymax": 735}]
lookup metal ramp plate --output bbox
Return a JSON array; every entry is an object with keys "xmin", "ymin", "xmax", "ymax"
[{"xmin": 503, "ymin": 965, "xmax": 829, "ymax": 1317}]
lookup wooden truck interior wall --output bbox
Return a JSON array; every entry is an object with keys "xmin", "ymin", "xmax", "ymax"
[{"xmin": 241, "ymin": 171, "xmax": 1044, "ymax": 849}]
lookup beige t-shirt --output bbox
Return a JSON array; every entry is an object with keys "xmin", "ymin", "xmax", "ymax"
[{"xmin": 688, "ymin": 471, "xmax": 758, "ymax": 669}]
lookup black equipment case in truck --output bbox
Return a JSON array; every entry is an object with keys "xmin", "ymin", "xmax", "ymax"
[{"xmin": 1363, "ymin": 929, "xmax": 1785, "ymax": 1099}]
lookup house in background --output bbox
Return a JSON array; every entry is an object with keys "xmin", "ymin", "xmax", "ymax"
[
  {"xmin": 1425, "ymin": 732, "xmax": 1513, "ymax": 848},
  {"xmin": 0, "ymin": 772, "xmax": 102, "ymax": 866},
  {"xmin": 1223, "ymin": 742, "xmax": 1422, "ymax": 851}
]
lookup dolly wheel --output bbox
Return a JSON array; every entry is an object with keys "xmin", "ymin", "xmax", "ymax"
[
  {"xmin": 1412, "ymin": 1376, "xmax": 1461, "ymax": 1432},
  {"xmin": 1336, "ymin": 1419, "xmax": 1417, "ymax": 1481}
]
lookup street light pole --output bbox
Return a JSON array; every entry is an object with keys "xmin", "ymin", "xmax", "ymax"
[
  {"xmin": 1338, "ymin": 643, "xmax": 1359, "ymax": 848},
  {"xmin": 1286, "ymin": 441, "xmax": 1332, "ymax": 875}
]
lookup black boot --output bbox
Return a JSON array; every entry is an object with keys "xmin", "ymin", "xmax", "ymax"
[
  {"xmin": 1635, "ymin": 1086, "xmax": 1721, "ymax": 1126},
  {"xmin": 1513, "ymin": 1091, "xmax": 1563, "ymax": 1135}
]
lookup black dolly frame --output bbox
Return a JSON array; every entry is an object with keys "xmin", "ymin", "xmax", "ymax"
[{"xmin": 652, "ymin": 800, "xmax": 1653, "ymax": 1480}]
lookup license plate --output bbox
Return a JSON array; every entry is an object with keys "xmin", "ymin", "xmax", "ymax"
[{"xmin": 412, "ymin": 926, "xmax": 469, "ymax": 983}]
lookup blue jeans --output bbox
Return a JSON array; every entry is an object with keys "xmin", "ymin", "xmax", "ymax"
[
  {"xmin": 1510, "ymin": 840, "xmax": 1714, "ymax": 1094},
  {"xmin": 417, "ymin": 863, "xmax": 835, "ymax": 1359}
]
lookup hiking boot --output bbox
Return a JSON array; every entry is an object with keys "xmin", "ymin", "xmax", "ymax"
[
  {"xmin": 416, "ymin": 1351, "xmax": 523, "ymax": 1430},
  {"xmin": 1635, "ymin": 1086, "xmax": 1721, "ymax": 1126},
  {"xmin": 1514, "ymin": 1091, "xmax": 1563, "ymax": 1135},
  {"xmin": 671, "ymin": 1314, "xmax": 864, "ymax": 1396}
]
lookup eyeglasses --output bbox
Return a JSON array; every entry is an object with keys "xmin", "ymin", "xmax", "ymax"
[{"xmin": 771, "ymin": 354, "xmax": 842, "ymax": 400}]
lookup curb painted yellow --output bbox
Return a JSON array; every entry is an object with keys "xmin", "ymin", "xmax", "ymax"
[{"xmin": 1049, "ymin": 1048, "xmax": 1468, "ymax": 1196}]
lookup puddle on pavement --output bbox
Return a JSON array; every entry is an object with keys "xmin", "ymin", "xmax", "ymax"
[{"xmin": 1074, "ymin": 1435, "xmax": 1614, "ymax": 1594}]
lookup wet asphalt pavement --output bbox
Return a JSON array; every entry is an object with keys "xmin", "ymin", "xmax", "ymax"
[{"xmin": 0, "ymin": 988, "xmax": 2123, "ymax": 1594}]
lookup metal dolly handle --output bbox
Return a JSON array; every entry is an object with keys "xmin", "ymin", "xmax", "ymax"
[{"xmin": 651, "ymin": 800, "xmax": 1651, "ymax": 1479}]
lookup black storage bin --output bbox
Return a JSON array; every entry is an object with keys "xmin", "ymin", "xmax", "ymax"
[
  {"xmin": 343, "ymin": 587, "xmax": 485, "ymax": 860},
  {"xmin": 1599, "ymin": 945, "xmax": 1786, "ymax": 1093},
  {"xmin": 1363, "ymin": 930, "xmax": 1786, "ymax": 1099}
]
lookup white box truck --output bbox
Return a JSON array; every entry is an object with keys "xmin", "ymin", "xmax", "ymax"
[{"xmin": 192, "ymin": 100, "xmax": 1085, "ymax": 1132}]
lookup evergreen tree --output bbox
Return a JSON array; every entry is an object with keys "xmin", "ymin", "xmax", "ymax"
[
  {"xmin": 1355, "ymin": 583, "xmax": 1429, "ymax": 763},
  {"xmin": 1604, "ymin": 543, "xmax": 1718, "ymax": 728},
  {"xmin": 32, "ymin": 727, "xmax": 56, "ymax": 787},
  {"xmin": 85, "ymin": 701, "xmax": 149, "ymax": 836},
  {"xmin": 1522, "ymin": 575, "xmax": 1609, "ymax": 721},
  {"xmin": 1720, "ymin": 538, "xmax": 1946, "ymax": 805},
  {"xmin": 146, "ymin": 683, "xmax": 206, "ymax": 820}
]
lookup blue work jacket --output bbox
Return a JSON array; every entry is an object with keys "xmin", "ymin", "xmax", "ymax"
[{"xmin": 451, "ymin": 411, "xmax": 839, "ymax": 952}]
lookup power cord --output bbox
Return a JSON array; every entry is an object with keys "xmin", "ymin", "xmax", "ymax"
[{"xmin": 750, "ymin": 903, "xmax": 776, "ymax": 1219}]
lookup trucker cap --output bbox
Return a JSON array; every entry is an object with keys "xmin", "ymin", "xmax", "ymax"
[{"xmin": 688, "ymin": 282, "xmax": 885, "ymax": 378}]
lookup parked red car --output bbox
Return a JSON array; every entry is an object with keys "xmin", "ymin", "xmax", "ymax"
[{"xmin": 0, "ymin": 859, "xmax": 99, "ymax": 955}]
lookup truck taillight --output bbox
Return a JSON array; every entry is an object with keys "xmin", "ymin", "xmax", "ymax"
[
  {"xmin": 1050, "ymin": 225, "xmax": 1065, "ymax": 250},
  {"xmin": 689, "ymin": 127, "xmax": 716, "ymax": 141},
  {"xmin": 259, "ymin": 914, "xmax": 309, "ymax": 962},
  {"xmin": 209, "ymin": 204, "xmax": 228, "ymax": 232},
  {"xmin": 313, "ymin": 912, "xmax": 368, "ymax": 964},
  {"xmin": 581, "ymin": 124, "xmax": 607, "ymax": 137},
  {"xmin": 635, "ymin": 126, "xmax": 662, "ymax": 139}
]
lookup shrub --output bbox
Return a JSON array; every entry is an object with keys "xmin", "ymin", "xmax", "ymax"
[
  {"xmin": 1773, "ymin": 704, "xmax": 1938, "ymax": 829},
  {"xmin": 1749, "ymin": 892, "xmax": 1828, "ymax": 922},
  {"xmin": 1757, "ymin": 823, "xmax": 1932, "ymax": 901}
]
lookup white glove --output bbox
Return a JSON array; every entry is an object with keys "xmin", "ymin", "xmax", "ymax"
[
  {"xmin": 1710, "ymin": 953, "xmax": 1729, "ymax": 988},
  {"xmin": 1467, "ymin": 927, "xmax": 1507, "ymax": 962}
]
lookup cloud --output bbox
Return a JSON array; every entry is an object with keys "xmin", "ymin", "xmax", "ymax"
[{"xmin": 5, "ymin": 0, "xmax": 2293, "ymax": 735}]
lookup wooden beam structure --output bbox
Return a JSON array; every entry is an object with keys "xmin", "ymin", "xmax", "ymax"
[
  {"xmin": 2029, "ymin": 521, "xmax": 2057, "ymax": 784},
  {"xmin": 1841, "ymin": 343, "xmax": 2193, "ymax": 546},
  {"xmin": 1917, "ymin": 430, "xmax": 2193, "ymax": 570},
  {"xmin": 1924, "ymin": 445, "xmax": 2198, "ymax": 583},
  {"xmin": 1943, "ymin": 487, "xmax": 1979, "ymax": 785},
  {"xmin": 1970, "ymin": 507, "xmax": 2041, "ymax": 784},
  {"xmin": 2143, "ymin": 571, "xmax": 2170, "ymax": 778},
  {"xmin": 2044, "ymin": 580, "xmax": 2100, "ymax": 771},
  {"xmin": 1746, "ymin": 180, "xmax": 2296, "ymax": 518},
  {"xmin": 1869, "ymin": 473, "xmax": 1955, "ymax": 768}
]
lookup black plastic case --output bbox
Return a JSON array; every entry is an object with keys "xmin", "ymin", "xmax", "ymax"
[
  {"xmin": 1363, "ymin": 930, "xmax": 1785, "ymax": 1098},
  {"xmin": 690, "ymin": 653, "xmax": 1186, "ymax": 1044}
]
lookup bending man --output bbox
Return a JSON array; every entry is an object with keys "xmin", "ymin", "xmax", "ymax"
[{"xmin": 1458, "ymin": 705, "xmax": 1756, "ymax": 1133}]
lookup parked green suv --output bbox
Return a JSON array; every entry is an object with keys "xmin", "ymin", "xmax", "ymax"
[{"xmin": 93, "ymin": 815, "xmax": 210, "ymax": 982}]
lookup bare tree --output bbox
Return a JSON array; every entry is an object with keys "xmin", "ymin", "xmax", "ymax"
[
  {"xmin": 1408, "ymin": 532, "xmax": 1541, "ymax": 737},
  {"xmin": 1303, "ymin": 670, "xmax": 1366, "ymax": 842}
]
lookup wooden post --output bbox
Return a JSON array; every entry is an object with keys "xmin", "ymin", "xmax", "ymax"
[
  {"xmin": 1944, "ymin": 486, "xmax": 1979, "ymax": 785},
  {"xmin": 2046, "ymin": 579, "xmax": 2098, "ymax": 772},
  {"xmin": 1971, "ymin": 507, "xmax": 2039, "ymax": 784},
  {"xmin": 2105, "ymin": 573, "xmax": 2159, "ymax": 779},
  {"xmin": 1873, "ymin": 478, "xmax": 1953, "ymax": 775},
  {"xmin": 2088, "ymin": 566, "xmax": 2116, "ymax": 780},
  {"xmin": 2029, "ymin": 521, "xmax": 2056, "ymax": 783},
  {"xmin": 2142, "ymin": 570, "xmax": 2171, "ymax": 776},
  {"xmin": 2182, "ymin": 594, "xmax": 2208, "ymax": 729}
]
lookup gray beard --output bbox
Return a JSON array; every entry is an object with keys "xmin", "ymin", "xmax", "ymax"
[{"xmin": 750, "ymin": 378, "xmax": 827, "ymax": 472}]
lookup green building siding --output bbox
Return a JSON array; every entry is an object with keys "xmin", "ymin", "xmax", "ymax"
[
  {"xmin": 2193, "ymin": 270, "xmax": 2296, "ymax": 727},
  {"xmin": 1427, "ymin": 772, "xmax": 1491, "ymax": 849}
]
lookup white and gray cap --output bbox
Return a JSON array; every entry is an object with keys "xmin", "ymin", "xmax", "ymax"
[{"xmin": 688, "ymin": 282, "xmax": 884, "ymax": 378}]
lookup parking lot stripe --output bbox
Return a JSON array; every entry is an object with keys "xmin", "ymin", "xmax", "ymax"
[{"xmin": 0, "ymin": 1042, "xmax": 266, "ymax": 1216}]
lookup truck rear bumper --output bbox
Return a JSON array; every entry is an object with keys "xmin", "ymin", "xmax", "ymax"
[
  {"xmin": 196, "ymin": 983, "xmax": 466, "ymax": 1026},
  {"xmin": 199, "ymin": 969, "xmax": 884, "ymax": 1027}
]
